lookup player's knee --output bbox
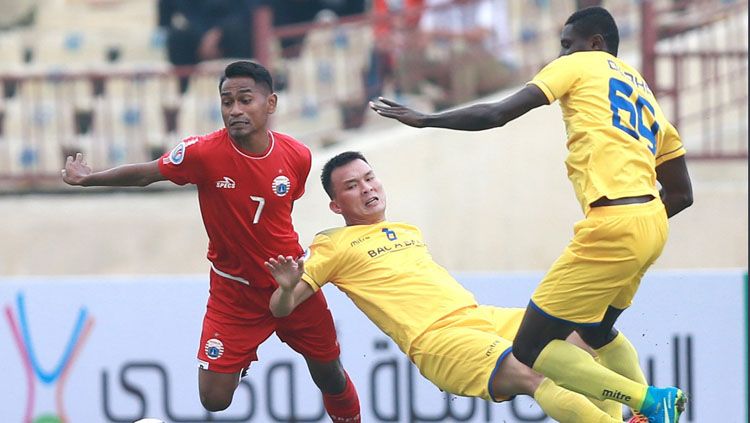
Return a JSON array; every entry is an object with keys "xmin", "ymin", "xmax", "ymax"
[
  {"xmin": 200, "ymin": 390, "xmax": 233, "ymax": 412},
  {"xmin": 492, "ymin": 353, "xmax": 544, "ymax": 398},
  {"xmin": 307, "ymin": 358, "xmax": 348, "ymax": 394},
  {"xmin": 315, "ymin": 367, "xmax": 347, "ymax": 394}
]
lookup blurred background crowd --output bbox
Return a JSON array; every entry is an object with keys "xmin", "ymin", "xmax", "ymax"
[{"xmin": 0, "ymin": 0, "xmax": 745, "ymax": 193}]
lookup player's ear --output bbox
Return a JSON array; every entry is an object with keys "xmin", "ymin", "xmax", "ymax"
[
  {"xmin": 590, "ymin": 34, "xmax": 606, "ymax": 51},
  {"xmin": 329, "ymin": 200, "xmax": 343, "ymax": 215},
  {"xmin": 266, "ymin": 93, "xmax": 278, "ymax": 114}
]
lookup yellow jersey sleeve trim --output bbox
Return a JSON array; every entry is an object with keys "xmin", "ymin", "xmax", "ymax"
[
  {"xmin": 655, "ymin": 146, "xmax": 686, "ymax": 166},
  {"xmin": 301, "ymin": 273, "xmax": 322, "ymax": 292},
  {"xmin": 527, "ymin": 80, "xmax": 555, "ymax": 103}
]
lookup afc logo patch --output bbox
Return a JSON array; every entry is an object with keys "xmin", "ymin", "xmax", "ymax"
[
  {"xmin": 272, "ymin": 175, "xmax": 291, "ymax": 197},
  {"xmin": 168, "ymin": 142, "xmax": 186, "ymax": 165},
  {"xmin": 204, "ymin": 338, "xmax": 224, "ymax": 360}
]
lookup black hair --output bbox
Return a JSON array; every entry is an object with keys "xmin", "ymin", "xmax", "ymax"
[
  {"xmin": 218, "ymin": 61, "xmax": 274, "ymax": 93},
  {"xmin": 321, "ymin": 151, "xmax": 369, "ymax": 199},
  {"xmin": 565, "ymin": 6, "xmax": 620, "ymax": 56}
]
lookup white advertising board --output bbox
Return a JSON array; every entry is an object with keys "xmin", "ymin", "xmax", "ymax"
[{"xmin": 0, "ymin": 270, "xmax": 746, "ymax": 422}]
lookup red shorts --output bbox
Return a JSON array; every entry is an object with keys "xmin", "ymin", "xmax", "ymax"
[{"xmin": 197, "ymin": 269, "xmax": 341, "ymax": 373}]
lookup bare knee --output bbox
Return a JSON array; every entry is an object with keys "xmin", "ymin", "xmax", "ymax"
[
  {"xmin": 198, "ymin": 368, "xmax": 239, "ymax": 412},
  {"xmin": 305, "ymin": 357, "xmax": 347, "ymax": 394},
  {"xmin": 491, "ymin": 352, "xmax": 545, "ymax": 399},
  {"xmin": 200, "ymin": 390, "xmax": 233, "ymax": 412}
]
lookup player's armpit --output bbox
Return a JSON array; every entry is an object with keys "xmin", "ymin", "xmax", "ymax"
[{"xmin": 493, "ymin": 84, "xmax": 550, "ymax": 124}]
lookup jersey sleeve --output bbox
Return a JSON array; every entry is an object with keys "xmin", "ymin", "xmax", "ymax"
[
  {"xmin": 655, "ymin": 123, "xmax": 686, "ymax": 166},
  {"xmin": 300, "ymin": 233, "xmax": 338, "ymax": 292},
  {"xmin": 293, "ymin": 145, "xmax": 312, "ymax": 200},
  {"xmin": 527, "ymin": 55, "xmax": 580, "ymax": 104},
  {"xmin": 158, "ymin": 136, "xmax": 203, "ymax": 185}
]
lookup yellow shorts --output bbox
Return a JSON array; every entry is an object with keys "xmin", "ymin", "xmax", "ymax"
[
  {"xmin": 531, "ymin": 199, "xmax": 668, "ymax": 325},
  {"xmin": 408, "ymin": 305, "xmax": 525, "ymax": 402}
]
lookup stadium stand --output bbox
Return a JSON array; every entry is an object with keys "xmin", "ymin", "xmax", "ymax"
[{"xmin": 0, "ymin": 0, "xmax": 746, "ymax": 191}]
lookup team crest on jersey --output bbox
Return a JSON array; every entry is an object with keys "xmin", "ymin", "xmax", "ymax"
[
  {"xmin": 205, "ymin": 338, "xmax": 224, "ymax": 360},
  {"xmin": 167, "ymin": 142, "xmax": 186, "ymax": 165},
  {"xmin": 272, "ymin": 175, "xmax": 291, "ymax": 197}
]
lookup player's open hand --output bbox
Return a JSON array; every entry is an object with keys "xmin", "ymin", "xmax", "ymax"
[
  {"xmin": 265, "ymin": 255, "xmax": 304, "ymax": 291},
  {"xmin": 370, "ymin": 97, "xmax": 427, "ymax": 128},
  {"xmin": 61, "ymin": 153, "xmax": 92, "ymax": 186}
]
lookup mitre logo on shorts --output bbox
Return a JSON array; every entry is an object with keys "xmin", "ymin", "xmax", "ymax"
[
  {"xmin": 272, "ymin": 175, "xmax": 291, "ymax": 197},
  {"xmin": 204, "ymin": 338, "xmax": 224, "ymax": 360}
]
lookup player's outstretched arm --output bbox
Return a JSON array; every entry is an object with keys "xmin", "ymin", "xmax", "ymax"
[
  {"xmin": 61, "ymin": 153, "xmax": 166, "ymax": 187},
  {"xmin": 656, "ymin": 155, "xmax": 693, "ymax": 218},
  {"xmin": 369, "ymin": 85, "xmax": 549, "ymax": 131},
  {"xmin": 266, "ymin": 255, "xmax": 315, "ymax": 318}
]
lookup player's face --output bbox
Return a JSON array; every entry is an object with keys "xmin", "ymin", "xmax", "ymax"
[
  {"xmin": 220, "ymin": 77, "xmax": 277, "ymax": 140},
  {"xmin": 558, "ymin": 24, "xmax": 598, "ymax": 57},
  {"xmin": 329, "ymin": 159, "xmax": 386, "ymax": 226}
]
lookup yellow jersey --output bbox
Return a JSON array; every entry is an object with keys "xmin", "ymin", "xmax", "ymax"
[
  {"xmin": 528, "ymin": 51, "xmax": 686, "ymax": 214},
  {"xmin": 301, "ymin": 221, "xmax": 478, "ymax": 355}
]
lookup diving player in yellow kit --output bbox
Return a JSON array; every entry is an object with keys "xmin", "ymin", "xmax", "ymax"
[
  {"xmin": 266, "ymin": 151, "xmax": 662, "ymax": 422},
  {"xmin": 369, "ymin": 6, "xmax": 693, "ymax": 422}
]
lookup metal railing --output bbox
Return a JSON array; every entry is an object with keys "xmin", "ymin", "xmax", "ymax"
[
  {"xmin": 641, "ymin": 0, "xmax": 748, "ymax": 159},
  {"xmin": 0, "ymin": 0, "xmax": 743, "ymax": 191}
]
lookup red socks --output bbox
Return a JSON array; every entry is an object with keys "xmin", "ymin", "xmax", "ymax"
[{"xmin": 323, "ymin": 372, "xmax": 360, "ymax": 423}]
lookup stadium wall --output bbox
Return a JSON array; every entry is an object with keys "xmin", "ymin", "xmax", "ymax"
[
  {"xmin": 0, "ymin": 96, "xmax": 746, "ymax": 275},
  {"xmin": 0, "ymin": 270, "xmax": 745, "ymax": 422}
]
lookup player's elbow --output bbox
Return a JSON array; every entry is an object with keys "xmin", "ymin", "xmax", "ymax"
[
  {"xmin": 135, "ymin": 173, "xmax": 161, "ymax": 187},
  {"xmin": 665, "ymin": 191, "xmax": 693, "ymax": 218},
  {"xmin": 674, "ymin": 191, "xmax": 693, "ymax": 213},
  {"xmin": 680, "ymin": 191, "xmax": 693, "ymax": 209},
  {"xmin": 270, "ymin": 306, "xmax": 292, "ymax": 318}
]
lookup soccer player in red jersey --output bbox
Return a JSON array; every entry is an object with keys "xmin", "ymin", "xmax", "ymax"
[{"xmin": 62, "ymin": 61, "xmax": 361, "ymax": 421}]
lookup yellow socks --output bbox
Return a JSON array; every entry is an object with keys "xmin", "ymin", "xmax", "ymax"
[
  {"xmin": 534, "ymin": 378, "xmax": 620, "ymax": 423},
  {"xmin": 533, "ymin": 339, "xmax": 647, "ymax": 410},
  {"xmin": 595, "ymin": 332, "xmax": 648, "ymax": 384},
  {"xmin": 590, "ymin": 356, "xmax": 626, "ymax": 418}
]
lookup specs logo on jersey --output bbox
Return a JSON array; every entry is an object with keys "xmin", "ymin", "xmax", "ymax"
[
  {"xmin": 167, "ymin": 142, "xmax": 186, "ymax": 165},
  {"xmin": 272, "ymin": 175, "xmax": 291, "ymax": 197},
  {"xmin": 216, "ymin": 177, "xmax": 236, "ymax": 189},
  {"xmin": 204, "ymin": 338, "xmax": 224, "ymax": 360}
]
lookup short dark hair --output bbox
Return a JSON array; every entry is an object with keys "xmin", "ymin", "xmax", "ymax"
[
  {"xmin": 565, "ymin": 6, "xmax": 619, "ymax": 56},
  {"xmin": 219, "ymin": 61, "xmax": 274, "ymax": 93},
  {"xmin": 321, "ymin": 151, "xmax": 369, "ymax": 199}
]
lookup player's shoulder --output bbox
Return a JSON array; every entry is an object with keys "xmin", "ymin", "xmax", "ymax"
[
  {"xmin": 163, "ymin": 130, "xmax": 223, "ymax": 165},
  {"xmin": 194, "ymin": 128, "xmax": 228, "ymax": 144},
  {"xmin": 316, "ymin": 226, "xmax": 345, "ymax": 238},
  {"xmin": 271, "ymin": 131, "xmax": 311, "ymax": 155},
  {"xmin": 547, "ymin": 51, "xmax": 610, "ymax": 69},
  {"xmin": 313, "ymin": 226, "xmax": 352, "ymax": 245},
  {"xmin": 178, "ymin": 128, "xmax": 227, "ymax": 150},
  {"xmin": 271, "ymin": 130, "xmax": 305, "ymax": 147}
]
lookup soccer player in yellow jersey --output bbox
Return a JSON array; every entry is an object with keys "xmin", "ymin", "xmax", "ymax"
[
  {"xmin": 369, "ymin": 6, "xmax": 693, "ymax": 423},
  {"xmin": 266, "ymin": 151, "xmax": 650, "ymax": 423}
]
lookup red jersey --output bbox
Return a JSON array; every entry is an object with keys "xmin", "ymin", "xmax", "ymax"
[{"xmin": 158, "ymin": 129, "xmax": 311, "ymax": 288}]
